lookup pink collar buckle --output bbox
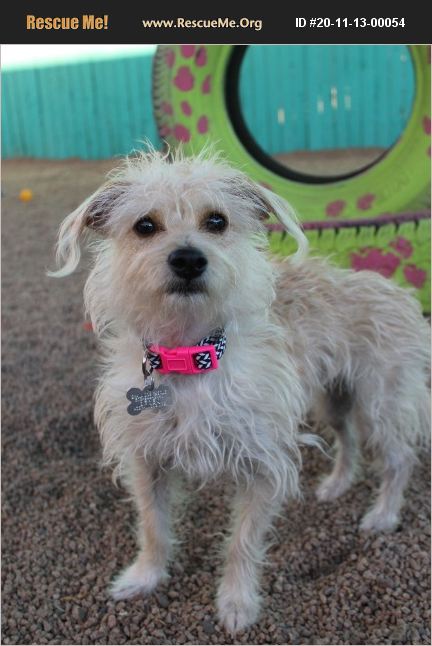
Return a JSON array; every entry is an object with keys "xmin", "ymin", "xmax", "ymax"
[{"xmin": 149, "ymin": 344, "xmax": 219, "ymax": 374}]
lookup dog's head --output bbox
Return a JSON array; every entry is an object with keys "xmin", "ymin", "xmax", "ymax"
[{"xmin": 50, "ymin": 149, "xmax": 307, "ymax": 338}]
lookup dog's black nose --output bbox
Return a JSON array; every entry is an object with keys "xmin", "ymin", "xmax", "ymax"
[{"xmin": 168, "ymin": 247, "xmax": 208, "ymax": 280}]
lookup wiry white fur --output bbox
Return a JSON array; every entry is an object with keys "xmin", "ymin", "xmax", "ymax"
[{"xmin": 51, "ymin": 148, "xmax": 430, "ymax": 633}]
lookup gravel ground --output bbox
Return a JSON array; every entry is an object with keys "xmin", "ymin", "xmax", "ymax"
[{"xmin": 2, "ymin": 159, "xmax": 431, "ymax": 645}]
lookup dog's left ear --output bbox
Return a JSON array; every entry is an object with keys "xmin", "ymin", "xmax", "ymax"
[
  {"xmin": 240, "ymin": 178, "xmax": 309, "ymax": 261},
  {"xmin": 48, "ymin": 180, "xmax": 129, "ymax": 278}
]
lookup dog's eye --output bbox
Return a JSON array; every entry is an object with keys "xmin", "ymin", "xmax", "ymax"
[
  {"xmin": 204, "ymin": 212, "xmax": 228, "ymax": 233},
  {"xmin": 134, "ymin": 216, "xmax": 157, "ymax": 236}
]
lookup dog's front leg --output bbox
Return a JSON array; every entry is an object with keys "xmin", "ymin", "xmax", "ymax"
[
  {"xmin": 110, "ymin": 457, "xmax": 173, "ymax": 600},
  {"xmin": 217, "ymin": 476, "xmax": 281, "ymax": 633}
]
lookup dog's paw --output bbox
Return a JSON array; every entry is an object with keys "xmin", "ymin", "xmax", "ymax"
[
  {"xmin": 216, "ymin": 588, "xmax": 260, "ymax": 634},
  {"xmin": 316, "ymin": 473, "xmax": 352, "ymax": 502},
  {"xmin": 217, "ymin": 599, "xmax": 259, "ymax": 634},
  {"xmin": 360, "ymin": 507, "xmax": 399, "ymax": 533},
  {"xmin": 110, "ymin": 560, "xmax": 167, "ymax": 600}
]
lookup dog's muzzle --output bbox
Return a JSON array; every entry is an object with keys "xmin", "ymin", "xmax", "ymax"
[{"xmin": 168, "ymin": 247, "xmax": 208, "ymax": 281}]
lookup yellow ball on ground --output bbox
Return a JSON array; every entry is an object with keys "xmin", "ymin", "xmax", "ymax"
[{"xmin": 19, "ymin": 189, "xmax": 33, "ymax": 202}]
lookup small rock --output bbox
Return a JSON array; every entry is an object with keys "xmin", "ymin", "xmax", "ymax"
[
  {"xmin": 202, "ymin": 619, "xmax": 215, "ymax": 635},
  {"xmin": 156, "ymin": 592, "xmax": 170, "ymax": 609},
  {"xmin": 167, "ymin": 589, "xmax": 179, "ymax": 599},
  {"xmin": 107, "ymin": 615, "xmax": 116, "ymax": 629}
]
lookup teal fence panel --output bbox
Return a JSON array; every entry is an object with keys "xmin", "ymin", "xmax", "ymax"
[{"xmin": 2, "ymin": 53, "xmax": 159, "ymax": 159}]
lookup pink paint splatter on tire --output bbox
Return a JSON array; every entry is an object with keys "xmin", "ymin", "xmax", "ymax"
[
  {"xmin": 351, "ymin": 248, "xmax": 400, "ymax": 278},
  {"xmin": 325, "ymin": 200, "xmax": 346, "ymax": 217},
  {"xmin": 161, "ymin": 102, "xmax": 173, "ymax": 115},
  {"xmin": 173, "ymin": 67, "xmax": 195, "ymax": 91},
  {"xmin": 201, "ymin": 75, "xmax": 211, "ymax": 94},
  {"xmin": 357, "ymin": 193, "xmax": 375, "ymax": 210},
  {"xmin": 195, "ymin": 47, "xmax": 207, "ymax": 67},
  {"xmin": 173, "ymin": 124, "xmax": 191, "ymax": 143},
  {"xmin": 404, "ymin": 264, "xmax": 427, "ymax": 288},
  {"xmin": 423, "ymin": 116, "xmax": 431, "ymax": 135},
  {"xmin": 181, "ymin": 101, "xmax": 192, "ymax": 116},
  {"xmin": 390, "ymin": 237, "xmax": 413, "ymax": 259},
  {"xmin": 181, "ymin": 45, "xmax": 195, "ymax": 58},
  {"xmin": 159, "ymin": 125, "xmax": 171, "ymax": 137},
  {"xmin": 197, "ymin": 116, "xmax": 209, "ymax": 134},
  {"xmin": 165, "ymin": 49, "xmax": 175, "ymax": 68}
]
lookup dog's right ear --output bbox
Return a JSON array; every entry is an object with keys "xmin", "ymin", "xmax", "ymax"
[
  {"xmin": 48, "ymin": 180, "xmax": 129, "ymax": 277},
  {"xmin": 232, "ymin": 176, "xmax": 309, "ymax": 262}
]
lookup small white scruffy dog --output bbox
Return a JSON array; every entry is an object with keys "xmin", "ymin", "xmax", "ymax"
[{"xmin": 52, "ymin": 149, "xmax": 430, "ymax": 633}]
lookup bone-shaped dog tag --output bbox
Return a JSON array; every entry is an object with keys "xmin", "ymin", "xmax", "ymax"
[{"xmin": 126, "ymin": 384, "xmax": 172, "ymax": 415}]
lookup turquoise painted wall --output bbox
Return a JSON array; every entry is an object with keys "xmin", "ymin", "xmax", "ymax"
[
  {"xmin": 2, "ymin": 45, "xmax": 415, "ymax": 160},
  {"xmin": 2, "ymin": 53, "xmax": 159, "ymax": 159}
]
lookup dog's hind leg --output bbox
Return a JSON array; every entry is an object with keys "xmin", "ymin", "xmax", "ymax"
[
  {"xmin": 355, "ymin": 378, "xmax": 429, "ymax": 532},
  {"xmin": 216, "ymin": 476, "xmax": 282, "ymax": 634},
  {"xmin": 316, "ymin": 380, "xmax": 358, "ymax": 501},
  {"xmin": 360, "ymin": 446, "xmax": 414, "ymax": 532},
  {"xmin": 110, "ymin": 457, "xmax": 173, "ymax": 599}
]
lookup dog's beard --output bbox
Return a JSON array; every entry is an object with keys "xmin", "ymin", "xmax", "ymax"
[{"xmin": 165, "ymin": 278, "xmax": 208, "ymax": 296}]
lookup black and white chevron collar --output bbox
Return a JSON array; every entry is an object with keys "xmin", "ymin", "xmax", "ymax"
[{"xmin": 146, "ymin": 328, "xmax": 226, "ymax": 374}]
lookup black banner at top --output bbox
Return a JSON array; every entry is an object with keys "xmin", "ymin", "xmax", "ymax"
[{"xmin": 1, "ymin": 2, "xmax": 431, "ymax": 44}]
